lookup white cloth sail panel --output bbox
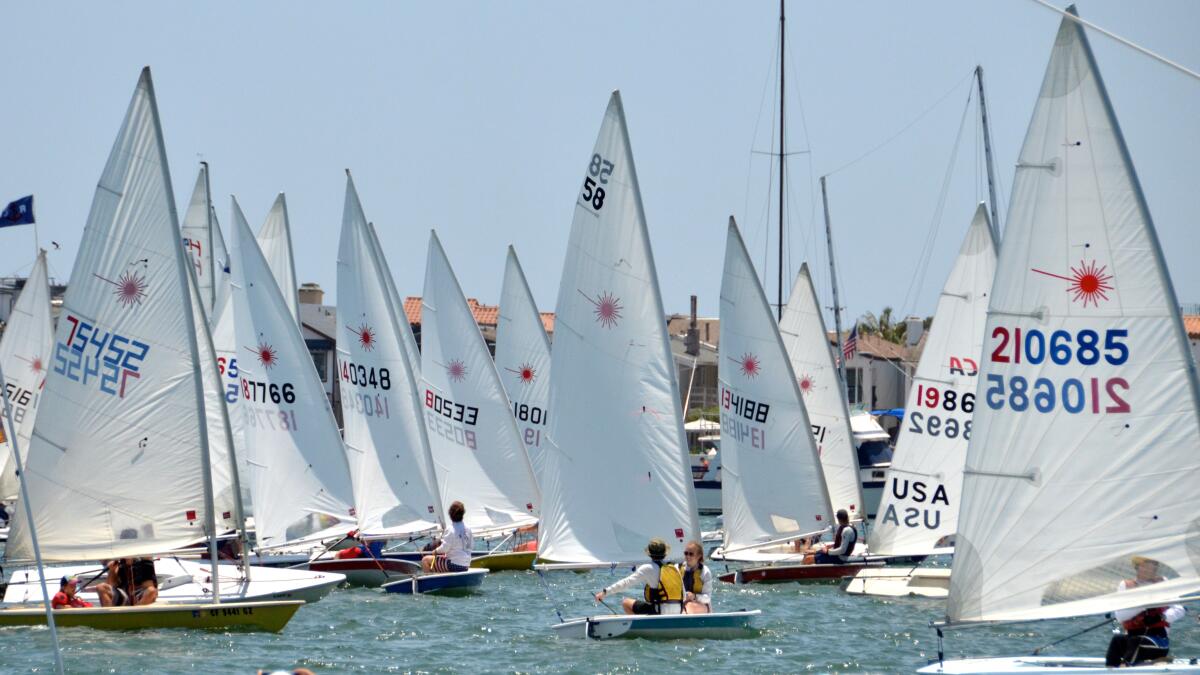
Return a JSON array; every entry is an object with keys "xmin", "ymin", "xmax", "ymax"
[
  {"xmin": 946, "ymin": 14, "xmax": 1200, "ymax": 625},
  {"xmin": 211, "ymin": 207, "xmax": 232, "ymax": 325},
  {"xmin": 869, "ymin": 204, "xmax": 996, "ymax": 557},
  {"xmin": 779, "ymin": 264, "xmax": 864, "ymax": 517},
  {"xmin": 719, "ymin": 219, "xmax": 831, "ymax": 554},
  {"xmin": 208, "ymin": 285, "xmax": 251, "ymax": 514},
  {"xmin": 421, "ymin": 231, "xmax": 539, "ymax": 533},
  {"xmin": 8, "ymin": 69, "xmax": 215, "ymax": 561},
  {"xmin": 366, "ymin": 221, "xmax": 422, "ymax": 377},
  {"xmin": 256, "ymin": 193, "xmax": 301, "ymax": 327},
  {"xmin": 180, "ymin": 164, "xmax": 217, "ymax": 317},
  {"xmin": 230, "ymin": 197, "xmax": 356, "ymax": 550},
  {"xmin": 0, "ymin": 252, "xmax": 55, "ymax": 500},
  {"xmin": 539, "ymin": 92, "xmax": 700, "ymax": 564},
  {"xmin": 337, "ymin": 175, "xmax": 441, "ymax": 537},
  {"xmin": 495, "ymin": 246, "xmax": 552, "ymax": 481}
]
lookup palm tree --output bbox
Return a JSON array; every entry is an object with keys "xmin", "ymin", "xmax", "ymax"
[{"xmin": 858, "ymin": 306, "xmax": 907, "ymax": 344}]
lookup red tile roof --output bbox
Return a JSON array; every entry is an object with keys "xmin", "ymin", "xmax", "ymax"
[
  {"xmin": 1185, "ymin": 315, "xmax": 1200, "ymax": 339},
  {"xmin": 404, "ymin": 296, "xmax": 554, "ymax": 334}
]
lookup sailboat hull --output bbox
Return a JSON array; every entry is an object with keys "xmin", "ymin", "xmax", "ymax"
[
  {"xmin": 0, "ymin": 600, "xmax": 303, "ymax": 632},
  {"xmin": 917, "ymin": 657, "xmax": 1200, "ymax": 673},
  {"xmin": 304, "ymin": 557, "xmax": 422, "ymax": 587},
  {"xmin": 841, "ymin": 567, "xmax": 951, "ymax": 597},
  {"xmin": 381, "ymin": 569, "xmax": 488, "ymax": 595},
  {"xmin": 719, "ymin": 562, "xmax": 881, "ymax": 584},
  {"xmin": 551, "ymin": 610, "xmax": 762, "ymax": 640}
]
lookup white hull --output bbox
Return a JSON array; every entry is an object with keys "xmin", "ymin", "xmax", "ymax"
[
  {"xmin": 842, "ymin": 567, "xmax": 951, "ymax": 598},
  {"xmin": 551, "ymin": 610, "xmax": 761, "ymax": 640},
  {"xmin": 918, "ymin": 657, "xmax": 1200, "ymax": 673},
  {"xmin": 2, "ymin": 558, "xmax": 343, "ymax": 605}
]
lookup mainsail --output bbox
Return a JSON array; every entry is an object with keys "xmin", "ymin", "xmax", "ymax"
[
  {"xmin": 181, "ymin": 163, "xmax": 219, "ymax": 317},
  {"xmin": 538, "ymin": 92, "xmax": 700, "ymax": 564},
  {"xmin": 0, "ymin": 252, "xmax": 55, "ymax": 500},
  {"xmin": 945, "ymin": 11, "xmax": 1200, "ymax": 625},
  {"xmin": 719, "ymin": 218, "xmax": 831, "ymax": 556},
  {"xmin": 779, "ymin": 264, "xmax": 864, "ymax": 517},
  {"xmin": 869, "ymin": 204, "xmax": 996, "ymax": 557},
  {"xmin": 230, "ymin": 196, "xmax": 356, "ymax": 549},
  {"xmin": 421, "ymin": 231, "xmax": 539, "ymax": 533},
  {"xmin": 256, "ymin": 193, "xmax": 301, "ymax": 327},
  {"xmin": 336, "ymin": 173, "xmax": 441, "ymax": 537},
  {"xmin": 495, "ymin": 246, "xmax": 552, "ymax": 480},
  {"xmin": 366, "ymin": 221, "xmax": 421, "ymax": 377},
  {"xmin": 8, "ymin": 69, "xmax": 217, "ymax": 561}
]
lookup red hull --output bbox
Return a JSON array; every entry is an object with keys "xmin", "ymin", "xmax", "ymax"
[
  {"xmin": 718, "ymin": 562, "xmax": 880, "ymax": 584},
  {"xmin": 307, "ymin": 558, "xmax": 422, "ymax": 587}
]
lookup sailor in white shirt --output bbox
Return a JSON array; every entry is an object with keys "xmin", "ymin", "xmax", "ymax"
[
  {"xmin": 594, "ymin": 538, "xmax": 684, "ymax": 615},
  {"xmin": 1106, "ymin": 556, "xmax": 1186, "ymax": 667},
  {"xmin": 421, "ymin": 500, "xmax": 474, "ymax": 573}
]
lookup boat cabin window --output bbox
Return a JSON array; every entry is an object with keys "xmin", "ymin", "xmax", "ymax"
[{"xmin": 856, "ymin": 439, "xmax": 893, "ymax": 467}]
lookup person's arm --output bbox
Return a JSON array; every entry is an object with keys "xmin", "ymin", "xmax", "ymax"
[
  {"xmin": 1113, "ymin": 581, "xmax": 1143, "ymax": 624},
  {"xmin": 1164, "ymin": 604, "xmax": 1185, "ymax": 624},
  {"xmin": 433, "ymin": 529, "xmax": 450, "ymax": 554},
  {"xmin": 598, "ymin": 564, "xmax": 653, "ymax": 597},
  {"xmin": 827, "ymin": 527, "xmax": 852, "ymax": 556},
  {"xmin": 695, "ymin": 567, "xmax": 713, "ymax": 606}
]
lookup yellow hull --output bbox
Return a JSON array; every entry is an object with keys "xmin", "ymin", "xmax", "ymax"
[
  {"xmin": 471, "ymin": 551, "xmax": 537, "ymax": 571},
  {"xmin": 0, "ymin": 600, "xmax": 304, "ymax": 632}
]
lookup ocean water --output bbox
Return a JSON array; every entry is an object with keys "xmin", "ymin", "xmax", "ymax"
[{"xmin": 3, "ymin": 560, "xmax": 1200, "ymax": 674}]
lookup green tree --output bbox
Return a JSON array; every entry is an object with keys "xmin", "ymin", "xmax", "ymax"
[{"xmin": 858, "ymin": 306, "xmax": 907, "ymax": 344}]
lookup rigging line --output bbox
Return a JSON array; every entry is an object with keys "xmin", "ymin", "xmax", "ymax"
[
  {"xmin": 1027, "ymin": 0, "xmax": 1200, "ymax": 82},
  {"xmin": 783, "ymin": 31, "xmax": 820, "ymax": 281},
  {"xmin": 823, "ymin": 69, "xmax": 975, "ymax": 178},
  {"xmin": 742, "ymin": 28, "xmax": 781, "ymax": 243}
]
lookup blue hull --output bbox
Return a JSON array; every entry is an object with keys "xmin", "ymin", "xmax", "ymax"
[
  {"xmin": 552, "ymin": 610, "xmax": 762, "ymax": 640},
  {"xmin": 382, "ymin": 569, "xmax": 488, "ymax": 595}
]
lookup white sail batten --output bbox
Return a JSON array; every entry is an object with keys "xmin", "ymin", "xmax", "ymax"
[
  {"xmin": 336, "ymin": 175, "xmax": 441, "ymax": 538},
  {"xmin": 495, "ymin": 246, "xmax": 552, "ymax": 480},
  {"xmin": 538, "ymin": 92, "xmax": 700, "ymax": 564},
  {"xmin": 421, "ymin": 231, "xmax": 539, "ymax": 533},
  {"xmin": 719, "ymin": 219, "xmax": 832, "ymax": 556},
  {"xmin": 256, "ymin": 193, "xmax": 301, "ymax": 328},
  {"xmin": 869, "ymin": 205, "xmax": 996, "ymax": 557},
  {"xmin": 366, "ymin": 221, "xmax": 422, "ymax": 378},
  {"xmin": 8, "ymin": 69, "xmax": 216, "ymax": 561},
  {"xmin": 945, "ymin": 13, "xmax": 1200, "ymax": 626},
  {"xmin": 779, "ymin": 264, "xmax": 864, "ymax": 517},
  {"xmin": 0, "ymin": 252, "xmax": 55, "ymax": 500},
  {"xmin": 230, "ymin": 196, "xmax": 356, "ymax": 550}
]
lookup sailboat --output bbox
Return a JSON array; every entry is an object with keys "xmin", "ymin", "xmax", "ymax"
[
  {"xmin": 0, "ymin": 251, "xmax": 54, "ymax": 504},
  {"xmin": 420, "ymin": 231, "xmax": 540, "ymax": 565},
  {"xmin": 256, "ymin": 193, "xmax": 301, "ymax": 327},
  {"xmin": 844, "ymin": 204, "xmax": 997, "ymax": 598},
  {"xmin": 537, "ymin": 92, "xmax": 755, "ymax": 639},
  {"xmin": 366, "ymin": 220, "xmax": 422, "ymax": 377},
  {"xmin": 0, "ymin": 68, "xmax": 302, "ymax": 631},
  {"xmin": 180, "ymin": 162, "xmax": 222, "ymax": 322},
  {"xmin": 920, "ymin": 9, "xmax": 1200, "ymax": 673}
]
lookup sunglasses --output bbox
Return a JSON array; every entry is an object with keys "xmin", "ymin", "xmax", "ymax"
[{"xmin": 684, "ymin": 551, "xmax": 700, "ymax": 557}]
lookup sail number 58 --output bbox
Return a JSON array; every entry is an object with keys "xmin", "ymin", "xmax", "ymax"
[{"xmin": 580, "ymin": 153, "xmax": 614, "ymax": 211}]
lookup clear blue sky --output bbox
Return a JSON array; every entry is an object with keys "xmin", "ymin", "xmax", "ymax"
[{"xmin": 3, "ymin": 1, "xmax": 1197, "ymax": 328}]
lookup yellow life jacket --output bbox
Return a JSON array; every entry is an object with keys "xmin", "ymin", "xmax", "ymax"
[
  {"xmin": 680, "ymin": 563, "xmax": 704, "ymax": 595},
  {"xmin": 643, "ymin": 561, "xmax": 684, "ymax": 606}
]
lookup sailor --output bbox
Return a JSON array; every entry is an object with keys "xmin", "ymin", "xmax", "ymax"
[
  {"xmin": 51, "ymin": 576, "xmax": 93, "ymax": 609},
  {"xmin": 593, "ymin": 538, "xmax": 683, "ymax": 615},
  {"xmin": 421, "ymin": 501, "xmax": 473, "ymax": 573},
  {"xmin": 679, "ymin": 540, "xmax": 712, "ymax": 614},
  {"xmin": 1105, "ymin": 556, "xmax": 1185, "ymax": 667},
  {"xmin": 813, "ymin": 509, "xmax": 858, "ymax": 564},
  {"xmin": 96, "ymin": 557, "xmax": 159, "ymax": 606}
]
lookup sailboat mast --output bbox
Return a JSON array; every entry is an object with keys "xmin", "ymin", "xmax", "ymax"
[
  {"xmin": 776, "ymin": 0, "xmax": 785, "ymax": 319},
  {"xmin": 201, "ymin": 161, "xmax": 216, "ymax": 311},
  {"xmin": 0, "ymin": 361, "xmax": 64, "ymax": 674},
  {"xmin": 975, "ymin": 66, "xmax": 1002, "ymax": 242},
  {"xmin": 820, "ymin": 176, "xmax": 848, "ymax": 399}
]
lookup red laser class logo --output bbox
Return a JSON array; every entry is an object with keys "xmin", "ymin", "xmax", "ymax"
[
  {"xmin": 1031, "ymin": 259, "xmax": 1114, "ymax": 308},
  {"xmin": 93, "ymin": 260, "xmax": 150, "ymax": 308},
  {"xmin": 505, "ymin": 363, "xmax": 537, "ymax": 385},
  {"xmin": 730, "ymin": 353, "xmax": 761, "ymax": 379},
  {"xmin": 446, "ymin": 358, "xmax": 468, "ymax": 382},
  {"xmin": 252, "ymin": 341, "xmax": 278, "ymax": 369},
  {"xmin": 579, "ymin": 290, "xmax": 623, "ymax": 329},
  {"xmin": 797, "ymin": 373, "xmax": 815, "ymax": 396},
  {"xmin": 18, "ymin": 355, "xmax": 45, "ymax": 375},
  {"xmin": 349, "ymin": 323, "xmax": 376, "ymax": 351}
]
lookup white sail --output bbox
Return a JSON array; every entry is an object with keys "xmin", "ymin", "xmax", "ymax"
[
  {"xmin": 495, "ymin": 246, "xmax": 552, "ymax": 480},
  {"xmin": 421, "ymin": 231, "xmax": 539, "ymax": 533},
  {"xmin": 211, "ymin": 206, "xmax": 232, "ymax": 324},
  {"xmin": 256, "ymin": 193, "xmax": 301, "ymax": 327},
  {"xmin": 230, "ymin": 196, "xmax": 356, "ymax": 550},
  {"xmin": 208, "ymin": 254, "xmax": 249, "ymax": 513},
  {"xmin": 337, "ymin": 174, "xmax": 441, "ymax": 537},
  {"xmin": 538, "ymin": 92, "xmax": 700, "ymax": 564},
  {"xmin": 0, "ymin": 251, "xmax": 55, "ymax": 500},
  {"xmin": 719, "ymin": 218, "xmax": 832, "ymax": 555},
  {"xmin": 367, "ymin": 221, "xmax": 421, "ymax": 377},
  {"xmin": 779, "ymin": 264, "xmax": 865, "ymax": 517},
  {"xmin": 8, "ymin": 69, "xmax": 216, "ymax": 561},
  {"xmin": 869, "ymin": 204, "xmax": 996, "ymax": 557},
  {"xmin": 946, "ymin": 12, "xmax": 1200, "ymax": 625},
  {"xmin": 181, "ymin": 163, "xmax": 218, "ymax": 317}
]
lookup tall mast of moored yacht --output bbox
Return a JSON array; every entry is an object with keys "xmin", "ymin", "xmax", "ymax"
[
  {"xmin": 776, "ymin": 0, "xmax": 785, "ymax": 319},
  {"xmin": 975, "ymin": 66, "xmax": 1003, "ymax": 242},
  {"xmin": 820, "ymin": 176, "xmax": 848, "ymax": 399}
]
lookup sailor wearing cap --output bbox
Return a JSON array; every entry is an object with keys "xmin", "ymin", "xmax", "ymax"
[
  {"xmin": 51, "ymin": 576, "xmax": 93, "ymax": 610},
  {"xmin": 593, "ymin": 537, "xmax": 684, "ymax": 615}
]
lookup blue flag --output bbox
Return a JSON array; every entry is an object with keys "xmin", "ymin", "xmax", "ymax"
[{"xmin": 0, "ymin": 195, "xmax": 34, "ymax": 227}]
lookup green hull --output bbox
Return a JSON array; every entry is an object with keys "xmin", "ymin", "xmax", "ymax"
[
  {"xmin": 471, "ymin": 551, "xmax": 536, "ymax": 571},
  {"xmin": 0, "ymin": 600, "xmax": 304, "ymax": 633}
]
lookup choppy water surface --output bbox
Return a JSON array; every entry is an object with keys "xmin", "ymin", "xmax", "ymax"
[{"xmin": 2, "ymin": 551, "xmax": 1199, "ymax": 673}]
